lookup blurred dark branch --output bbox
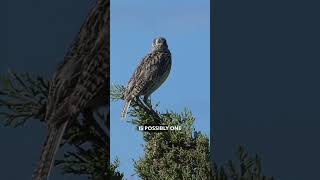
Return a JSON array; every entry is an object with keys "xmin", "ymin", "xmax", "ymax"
[
  {"xmin": 0, "ymin": 72, "xmax": 48, "ymax": 127},
  {"xmin": 211, "ymin": 145, "xmax": 274, "ymax": 180}
]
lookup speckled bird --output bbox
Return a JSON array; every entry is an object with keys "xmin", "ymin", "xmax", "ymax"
[
  {"xmin": 121, "ymin": 37, "xmax": 172, "ymax": 119},
  {"xmin": 33, "ymin": 0, "xmax": 109, "ymax": 179}
]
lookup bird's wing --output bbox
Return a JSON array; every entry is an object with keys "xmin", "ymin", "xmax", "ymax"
[
  {"xmin": 123, "ymin": 53, "xmax": 153, "ymax": 99},
  {"xmin": 46, "ymin": 0, "xmax": 108, "ymax": 124},
  {"xmin": 124, "ymin": 51, "xmax": 171, "ymax": 100},
  {"xmin": 129, "ymin": 53, "xmax": 153, "ymax": 83},
  {"xmin": 34, "ymin": 1, "xmax": 109, "ymax": 180},
  {"xmin": 45, "ymin": 59, "xmax": 82, "ymax": 124},
  {"xmin": 69, "ymin": 38, "xmax": 108, "ymax": 114},
  {"xmin": 67, "ymin": 0, "xmax": 109, "ymax": 113}
]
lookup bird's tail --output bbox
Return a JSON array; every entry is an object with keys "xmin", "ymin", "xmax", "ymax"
[
  {"xmin": 33, "ymin": 121, "xmax": 68, "ymax": 180},
  {"xmin": 121, "ymin": 100, "xmax": 131, "ymax": 119}
]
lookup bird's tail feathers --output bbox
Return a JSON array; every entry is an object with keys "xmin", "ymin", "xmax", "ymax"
[
  {"xmin": 121, "ymin": 100, "xmax": 131, "ymax": 119},
  {"xmin": 33, "ymin": 121, "xmax": 68, "ymax": 180}
]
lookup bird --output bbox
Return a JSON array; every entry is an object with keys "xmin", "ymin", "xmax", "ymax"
[
  {"xmin": 121, "ymin": 37, "xmax": 172, "ymax": 119},
  {"xmin": 32, "ymin": 0, "xmax": 109, "ymax": 179}
]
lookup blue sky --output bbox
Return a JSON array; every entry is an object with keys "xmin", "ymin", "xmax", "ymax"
[{"xmin": 110, "ymin": 1, "xmax": 210, "ymax": 179}]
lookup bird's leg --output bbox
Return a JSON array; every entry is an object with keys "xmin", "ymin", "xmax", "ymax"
[
  {"xmin": 135, "ymin": 96, "xmax": 161, "ymax": 123},
  {"xmin": 143, "ymin": 95, "xmax": 152, "ymax": 110},
  {"xmin": 135, "ymin": 96, "xmax": 148, "ymax": 109},
  {"xmin": 136, "ymin": 97, "xmax": 145, "ymax": 107},
  {"xmin": 137, "ymin": 97, "xmax": 150, "ymax": 110}
]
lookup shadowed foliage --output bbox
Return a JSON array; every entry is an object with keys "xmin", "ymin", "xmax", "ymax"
[{"xmin": 0, "ymin": 73, "xmax": 123, "ymax": 179}]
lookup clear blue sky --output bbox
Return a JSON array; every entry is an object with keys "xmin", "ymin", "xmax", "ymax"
[{"xmin": 110, "ymin": 1, "xmax": 210, "ymax": 179}]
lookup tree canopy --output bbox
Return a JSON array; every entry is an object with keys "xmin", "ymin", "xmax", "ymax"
[{"xmin": 0, "ymin": 73, "xmax": 274, "ymax": 179}]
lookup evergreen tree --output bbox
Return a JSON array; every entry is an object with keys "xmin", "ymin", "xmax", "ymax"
[
  {"xmin": 111, "ymin": 84, "xmax": 274, "ymax": 180},
  {"xmin": 0, "ymin": 73, "xmax": 274, "ymax": 180}
]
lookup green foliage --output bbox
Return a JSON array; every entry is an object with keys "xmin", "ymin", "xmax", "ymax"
[
  {"xmin": 133, "ymin": 110, "xmax": 211, "ymax": 180},
  {"xmin": 0, "ymin": 72, "xmax": 123, "ymax": 179},
  {"xmin": 112, "ymin": 85, "xmax": 211, "ymax": 179},
  {"xmin": 111, "ymin": 85, "xmax": 274, "ymax": 180}
]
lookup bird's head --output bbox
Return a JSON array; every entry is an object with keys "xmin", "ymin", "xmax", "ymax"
[{"xmin": 152, "ymin": 37, "xmax": 168, "ymax": 50}]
